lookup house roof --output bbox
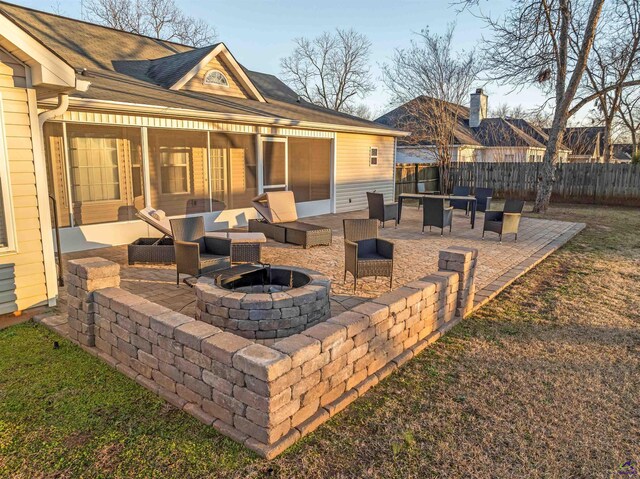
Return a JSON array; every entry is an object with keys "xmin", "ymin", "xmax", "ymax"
[
  {"xmin": 552, "ymin": 127, "xmax": 604, "ymax": 157},
  {"xmin": 0, "ymin": 1, "xmax": 405, "ymax": 136},
  {"xmin": 375, "ymin": 96, "xmax": 566, "ymax": 149}
]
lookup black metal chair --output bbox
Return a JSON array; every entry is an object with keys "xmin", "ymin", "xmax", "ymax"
[
  {"xmin": 422, "ymin": 197, "xmax": 453, "ymax": 235},
  {"xmin": 367, "ymin": 191, "xmax": 398, "ymax": 228},
  {"xmin": 449, "ymin": 186, "xmax": 472, "ymax": 214},
  {"xmin": 483, "ymin": 199, "xmax": 525, "ymax": 242},
  {"xmin": 170, "ymin": 217, "xmax": 231, "ymax": 284},
  {"xmin": 343, "ymin": 219, "xmax": 394, "ymax": 292},
  {"xmin": 475, "ymin": 187, "xmax": 493, "ymax": 212}
]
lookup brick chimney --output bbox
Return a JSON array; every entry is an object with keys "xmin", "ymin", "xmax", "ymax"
[{"xmin": 469, "ymin": 88, "xmax": 487, "ymax": 128}]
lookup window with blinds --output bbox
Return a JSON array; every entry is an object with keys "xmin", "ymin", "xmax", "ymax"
[{"xmin": 69, "ymin": 134, "xmax": 120, "ymax": 202}]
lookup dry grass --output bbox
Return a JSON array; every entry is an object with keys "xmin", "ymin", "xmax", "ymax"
[{"xmin": 1, "ymin": 204, "xmax": 638, "ymax": 478}]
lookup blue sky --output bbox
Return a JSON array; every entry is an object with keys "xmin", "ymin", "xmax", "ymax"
[{"xmin": 20, "ymin": 0, "xmax": 556, "ymax": 119}]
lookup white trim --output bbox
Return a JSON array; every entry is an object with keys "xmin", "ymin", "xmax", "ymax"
[
  {"xmin": 170, "ymin": 43, "xmax": 266, "ymax": 102},
  {"xmin": 27, "ymin": 89, "xmax": 58, "ymax": 305},
  {"xmin": 39, "ymin": 97, "xmax": 409, "ymax": 138},
  {"xmin": 0, "ymin": 14, "xmax": 76, "ymax": 89},
  {"xmin": 330, "ymin": 136, "xmax": 337, "ymax": 213},
  {"xmin": 61, "ymin": 122, "xmax": 74, "ymax": 226},
  {"xmin": 0, "ymin": 92, "xmax": 17, "ymax": 254},
  {"xmin": 260, "ymin": 136, "xmax": 288, "ymax": 191},
  {"xmin": 140, "ymin": 127, "xmax": 151, "ymax": 208}
]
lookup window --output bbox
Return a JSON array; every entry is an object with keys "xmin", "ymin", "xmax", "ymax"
[
  {"xmin": 54, "ymin": 124, "xmax": 144, "ymax": 226},
  {"xmin": 289, "ymin": 138, "xmax": 331, "ymax": 202},
  {"xmin": 370, "ymin": 147, "xmax": 379, "ymax": 165},
  {"xmin": 160, "ymin": 146, "xmax": 190, "ymax": 194},
  {"xmin": 504, "ymin": 154, "xmax": 515, "ymax": 162},
  {"xmin": 147, "ymin": 129, "xmax": 209, "ymax": 216},
  {"xmin": 203, "ymin": 69, "xmax": 229, "ymax": 87},
  {"xmin": 0, "ymin": 94, "xmax": 16, "ymax": 251},
  {"xmin": 69, "ymin": 133, "xmax": 120, "ymax": 202}
]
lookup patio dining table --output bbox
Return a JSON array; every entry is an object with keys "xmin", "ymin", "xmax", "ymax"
[{"xmin": 397, "ymin": 193, "xmax": 478, "ymax": 229}]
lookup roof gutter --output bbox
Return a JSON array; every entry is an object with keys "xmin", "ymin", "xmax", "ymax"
[{"xmin": 38, "ymin": 96, "xmax": 411, "ymax": 137}]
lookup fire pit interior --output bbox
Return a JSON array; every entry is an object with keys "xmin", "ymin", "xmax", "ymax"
[
  {"xmin": 216, "ymin": 265, "xmax": 311, "ymax": 293},
  {"xmin": 195, "ymin": 265, "xmax": 331, "ymax": 343}
]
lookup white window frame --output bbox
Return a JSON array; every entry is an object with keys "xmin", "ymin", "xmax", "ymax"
[
  {"xmin": 370, "ymin": 146, "xmax": 379, "ymax": 166},
  {"xmin": 203, "ymin": 69, "xmax": 230, "ymax": 88},
  {"xmin": 0, "ymin": 93, "xmax": 17, "ymax": 253}
]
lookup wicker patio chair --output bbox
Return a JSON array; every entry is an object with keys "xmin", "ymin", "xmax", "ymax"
[
  {"xmin": 366, "ymin": 191, "xmax": 398, "ymax": 228},
  {"xmin": 449, "ymin": 185, "xmax": 472, "ymax": 214},
  {"xmin": 343, "ymin": 219, "xmax": 394, "ymax": 292},
  {"xmin": 482, "ymin": 199, "xmax": 525, "ymax": 242},
  {"xmin": 170, "ymin": 217, "xmax": 231, "ymax": 284},
  {"xmin": 475, "ymin": 187, "xmax": 493, "ymax": 212},
  {"xmin": 422, "ymin": 197, "xmax": 453, "ymax": 235}
]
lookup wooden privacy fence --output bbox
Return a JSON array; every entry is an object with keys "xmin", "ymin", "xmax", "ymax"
[
  {"xmin": 395, "ymin": 164, "xmax": 440, "ymax": 197},
  {"xmin": 447, "ymin": 162, "xmax": 640, "ymax": 206}
]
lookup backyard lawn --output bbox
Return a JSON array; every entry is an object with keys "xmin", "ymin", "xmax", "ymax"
[{"xmin": 1, "ymin": 203, "xmax": 638, "ymax": 478}]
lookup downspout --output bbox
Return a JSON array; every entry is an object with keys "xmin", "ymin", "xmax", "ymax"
[
  {"xmin": 38, "ymin": 93, "xmax": 69, "ymax": 288},
  {"xmin": 38, "ymin": 93, "xmax": 69, "ymax": 129}
]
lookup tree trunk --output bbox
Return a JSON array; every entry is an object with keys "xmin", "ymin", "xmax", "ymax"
[
  {"xmin": 534, "ymin": 133, "xmax": 560, "ymax": 212},
  {"xmin": 602, "ymin": 118, "xmax": 613, "ymax": 163}
]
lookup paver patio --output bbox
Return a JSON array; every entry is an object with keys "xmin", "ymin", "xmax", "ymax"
[{"xmin": 56, "ymin": 206, "xmax": 584, "ymax": 321}]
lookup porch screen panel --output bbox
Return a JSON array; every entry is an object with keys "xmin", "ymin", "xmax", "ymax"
[
  {"xmin": 65, "ymin": 124, "xmax": 144, "ymax": 226},
  {"xmin": 288, "ymin": 138, "xmax": 331, "ymax": 202},
  {"xmin": 43, "ymin": 122, "xmax": 70, "ymax": 227},
  {"xmin": 147, "ymin": 129, "xmax": 209, "ymax": 216},
  {"xmin": 210, "ymin": 132, "xmax": 257, "ymax": 209}
]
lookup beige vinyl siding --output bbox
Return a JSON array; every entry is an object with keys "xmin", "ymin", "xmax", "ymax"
[
  {"xmin": 183, "ymin": 55, "xmax": 250, "ymax": 99},
  {"xmin": 0, "ymin": 50, "xmax": 48, "ymax": 313},
  {"xmin": 335, "ymin": 132, "xmax": 395, "ymax": 212}
]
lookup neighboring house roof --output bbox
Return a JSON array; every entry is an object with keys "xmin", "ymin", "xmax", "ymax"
[
  {"xmin": 548, "ymin": 126, "xmax": 604, "ymax": 157},
  {"xmin": 375, "ymin": 96, "xmax": 567, "ymax": 149},
  {"xmin": 0, "ymin": 1, "xmax": 405, "ymax": 136},
  {"xmin": 612, "ymin": 143, "xmax": 634, "ymax": 161}
]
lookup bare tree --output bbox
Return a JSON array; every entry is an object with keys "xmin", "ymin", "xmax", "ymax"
[
  {"xmin": 82, "ymin": 0, "xmax": 216, "ymax": 47},
  {"xmin": 466, "ymin": 0, "xmax": 640, "ymax": 211},
  {"xmin": 490, "ymin": 103, "xmax": 528, "ymax": 119},
  {"xmin": 280, "ymin": 29, "xmax": 374, "ymax": 113},
  {"xmin": 618, "ymin": 86, "xmax": 640, "ymax": 157},
  {"xmin": 468, "ymin": 0, "xmax": 605, "ymax": 212},
  {"xmin": 381, "ymin": 24, "xmax": 481, "ymax": 192},
  {"xmin": 581, "ymin": 1, "xmax": 640, "ymax": 162}
]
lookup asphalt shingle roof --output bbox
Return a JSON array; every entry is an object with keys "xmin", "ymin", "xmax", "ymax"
[
  {"xmin": 0, "ymin": 1, "xmax": 401, "ymax": 134},
  {"xmin": 375, "ymin": 96, "xmax": 567, "ymax": 149}
]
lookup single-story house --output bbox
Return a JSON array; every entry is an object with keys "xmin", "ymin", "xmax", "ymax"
[
  {"xmin": 376, "ymin": 89, "xmax": 570, "ymax": 164},
  {"xmin": 0, "ymin": 1, "xmax": 406, "ymax": 314},
  {"xmin": 557, "ymin": 126, "xmax": 636, "ymax": 163}
]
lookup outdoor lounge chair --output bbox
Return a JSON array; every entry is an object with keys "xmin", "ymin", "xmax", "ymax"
[
  {"xmin": 449, "ymin": 186, "xmax": 472, "ymax": 214},
  {"xmin": 422, "ymin": 197, "xmax": 453, "ymax": 235},
  {"xmin": 343, "ymin": 219, "xmax": 394, "ymax": 292},
  {"xmin": 134, "ymin": 207, "xmax": 264, "ymax": 264},
  {"xmin": 170, "ymin": 216, "xmax": 231, "ymax": 284},
  {"xmin": 483, "ymin": 199, "xmax": 525, "ymax": 242},
  {"xmin": 475, "ymin": 187, "xmax": 493, "ymax": 212},
  {"xmin": 366, "ymin": 191, "xmax": 398, "ymax": 228},
  {"xmin": 248, "ymin": 191, "xmax": 332, "ymax": 248}
]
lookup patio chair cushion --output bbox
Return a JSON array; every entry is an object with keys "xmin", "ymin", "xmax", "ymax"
[
  {"xmin": 252, "ymin": 191, "xmax": 298, "ymax": 224},
  {"xmin": 199, "ymin": 254, "xmax": 231, "ymax": 273},
  {"xmin": 150, "ymin": 209, "xmax": 166, "ymax": 220},
  {"xmin": 137, "ymin": 207, "xmax": 172, "ymax": 237}
]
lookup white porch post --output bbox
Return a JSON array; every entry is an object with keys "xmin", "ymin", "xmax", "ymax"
[{"xmin": 141, "ymin": 127, "xmax": 151, "ymax": 208}]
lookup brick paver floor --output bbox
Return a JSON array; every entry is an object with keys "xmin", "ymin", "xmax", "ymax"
[{"xmin": 58, "ymin": 206, "xmax": 582, "ymax": 319}]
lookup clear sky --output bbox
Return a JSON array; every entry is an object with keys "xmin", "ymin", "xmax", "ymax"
[{"xmin": 19, "ymin": 0, "xmax": 560, "ymax": 119}]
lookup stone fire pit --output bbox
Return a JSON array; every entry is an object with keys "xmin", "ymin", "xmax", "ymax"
[{"xmin": 194, "ymin": 265, "xmax": 331, "ymax": 342}]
